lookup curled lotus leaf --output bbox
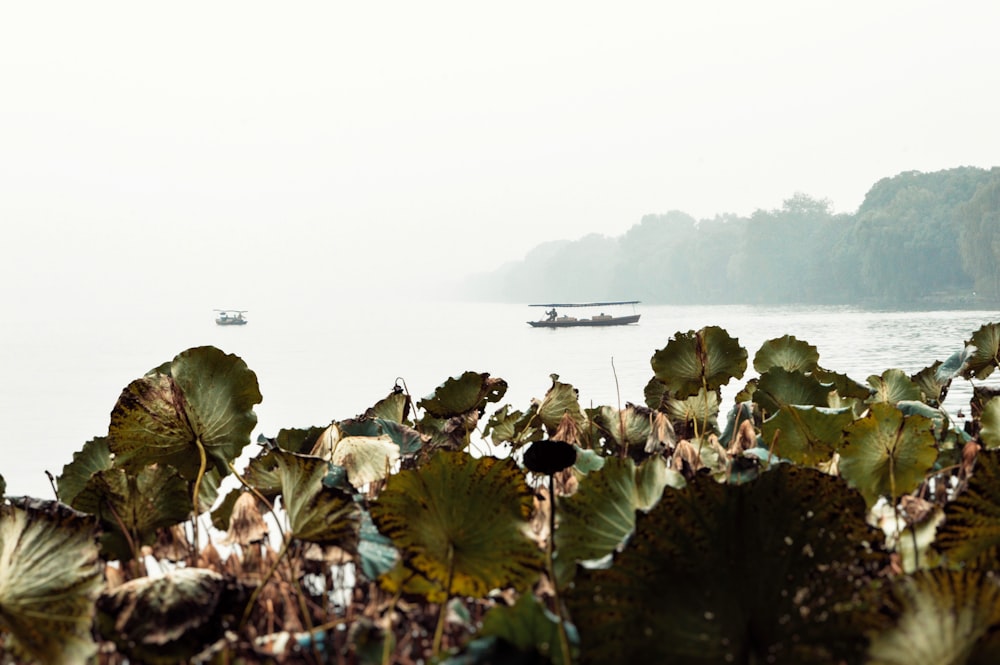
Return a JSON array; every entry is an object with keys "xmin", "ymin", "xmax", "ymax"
[
  {"xmin": 591, "ymin": 404, "xmax": 656, "ymax": 455},
  {"xmin": 0, "ymin": 499, "xmax": 103, "ymax": 665},
  {"xmin": 761, "ymin": 405, "xmax": 853, "ymax": 466},
  {"xmin": 417, "ymin": 371, "xmax": 507, "ymax": 419},
  {"xmin": 96, "ymin": 568, "xmax": 244, "ymax": 665},
  {"xmin": 911, "ymin": 361, "xmax": 950, "ymax": 405},
  {"xmin": 753, "ymin": 367, "xmax": 831, "ymax": 415},
  {"xmin": 753, "ymin": 335, "xmax": 820, "ymax": 374},
  {"xmin": 867, "ymin": 369, "xmax": 923, "ymax": 404},
  {"xmin": 934, "ymin": 450, "xmax": 1000, "ymax": 565},
  {"xmin": 664, "ymin": 387, "xmax": 720, "ymax": 431},
  {"xmin": 565, "ymin": 465, "xmax": 888, "ymax": 664},
  {"xmin": 370, "ymin": 452, "xmax": 541, "ymax": 601},
  {"xmin": 866, "ymin": 569, "xmax": 1000, "ymax": 665},
  {"xmin": 366, "ymin": 386, "xmax": 410, "ymax": 423},
  {"xmin": 109, "ymin": 346, "xmax": 262, "ymax": 480},
  {"xmin": 273, "ymin": 449, "xmax": 360, "ymax": 547},
  {"xmin": 537, "ymin": 375, "xmax": 587, "ymax": 432},
  {"xmin": 979, "ymin": 397, "xmax": 1000, "ymax": 449},
  {"xmin": 812, "ymin": 367, "xmax": 873, "ymax": 404},
  {"xmin": 651, "ymin": 326, "xmax": 748, "ymax": 400},
  {"xmin": 57, "ymin": 436, "xmax": 112, "ymax": 506},
  {"xmin": 840, "ymin": 402, "xmax": 938, "ymax": 506},
  {"xmin": 962, "ymin": 323, "xmax": 1000, "ymax": 380},
  {"xmin": 643, "ymin": 376, "xmax": 669, "ymax": 410}
]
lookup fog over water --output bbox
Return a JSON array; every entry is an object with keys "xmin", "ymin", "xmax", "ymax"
[{"xmin": 3, "ymin": 4, "xmax": 1000, "ymax": 498}]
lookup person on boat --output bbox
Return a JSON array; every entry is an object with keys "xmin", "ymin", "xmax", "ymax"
[{"xmin": 546, "ymin": 308, "xmax": 558, "ymax": 321}]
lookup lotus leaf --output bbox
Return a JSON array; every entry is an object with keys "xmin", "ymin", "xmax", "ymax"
[
  {"xmin": 109, "ymin": 346, "xmax": 261, "ymax": 480},
  {"xmin": 375, "ymin": 418, "xmax": 425, "ymax": 454},
  {"xmin": 664, "ymin": 387, "xmax": 720, "ymax": 431},
  {"xmin": 0, "ymin": 474, "xmax": 4, "ymax": 497},
  {"xmin": 476, "ymin": 592, "xmax": 573, "ymax": 665},
  {"xmin": 370, "ymin": 452, "xmax": 540, "ymax": 601},
  {"xmin": 330, "ymin": 435, "xmax": 401, "ymax": 487},
  {"xmin": 357, "ymin": 508, "xmax": 398, "ymax": 581},
  {"xmin": 643, "ymin": 376, "xmax": 669, "ymax": 410},
  {"xmin": 537, "ymin": 375, "xmax": 586, "ymax": 432},
  {"xmin": 417, "ymin": 371, "xmax": 507, "ymax": 419},
  {"xmin": 812, "ymin": 366, "xmax": 872, "ymax": 403},
  {"xmin": 553, "ymin": 456, "xmax": 673, "ymax": 586},
  {"xmin": 866, "ymin": 569, "xmax": 1000, "ymax": 665},
  {"xmin": 839, "ymin": 403, "xmax": 938, "ymax": 506},
  {"xmin": 71, "ymin": 463, "xmax": 192, "ymax": 561},
  {"xmin": 523, "ymin": 439, "xmax": 576, "ymax": 475},
  {"xmin": 211, "ymin": 487, "xmax": 244, "ymax": 532},
  {"xmin": 96, "ymin": 567, "xmax": 243, "ymax": 665},
  {"xmin": 367, "ymin": 386, "xmax": 410, "ymax": 423},
  {"xmin": 273, "ymin": 449, "xmax": 359, "ymax": 547},
  {"xmin": 572, "ymin": 445, "xmax": 605, "ymax": 473},
  {"xmin": 272, "ymin": 425, "xmax": 328, "ymax": 455},
  {"xmin": 57, "ymin": 436, "xmax": 112, "ymax": 506},
  {"xmin": 242, "ymin": 448, "xmax": 283, "ymax": 499},
  {"xmin": 753, "ymin": 335, "xmax": 820, "ymax": 373},
  {"xmin": 962, "ymin": 323, "xmax": 1000, "ymax": 380},
  {"xmin": 761, "ymin": 405, "xmax": 853, "ymax": 466},
  {"xmin": 0, "ymin": 499, "xmax": 102, "ymax": 665},
  {"xmin": 565, "ymin": 465, "xmax": 887, "ymax": 664},
  {"xmin": 868, "ymin": 368, "xmax": 923, "ymax": 404},
  {"xmin": 753, "ymin": 367, "xmax": 832, "ymax": 415},
  {"xmin": 650, "ymin": 326, "xmax": 747, "ymax": 399},
  {"xmin": 911, "ymin": 361, "xmax": 950, "ymax": 405},
  {"xmin": 934, "ymin": 450, "xmax": 1000, "ymax": 565},
  {"xmin": 979, "ymin": 397, "xmax": 1000, "ymax": 449},
  {"xmin": 591, "ymin": 404, "xmax": 655, "ymax": 455}
]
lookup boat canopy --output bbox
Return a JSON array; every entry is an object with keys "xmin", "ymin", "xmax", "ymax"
[{"xmin": 529, "ymin": 301, "xmax": 640, "ymax": 308}]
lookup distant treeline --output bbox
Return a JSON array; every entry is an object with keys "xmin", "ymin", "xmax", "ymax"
[{"xmin": 464, "ymin": 166, "xmax": 1000, "ymax": 307}]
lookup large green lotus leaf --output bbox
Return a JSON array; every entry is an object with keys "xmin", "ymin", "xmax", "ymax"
[
  {"xmin": 553, "ymin": 456, "xmax": 673, "ymax": 586},
  {"xmin": 761, "ymin": 405, "xmax": 853, "ymax": 466},
  {"xmin": 934, "ymin": 450, "xmax": 1000, "ymax": 565},
  {"xmin": 331, "ymin": 435, "xmax": 401, "ymax": 487},
  {"xmin": 96, "ymin": 567, "xmax": 243, "ymax": 665},
  {"xmin": 370, "ymin": 452, "xmax": 540, "ymax": 600},
  {"xmin": 417, "ymin": 372, "xmax": 507, "ymax": 418},
  {"xmin": 651, "ymin": 326, "xmax": 748, "ymax": 400},
  {"xmin": 71, "ymin": 463, "xmax": 192, "ymax": 561},
  {"xmin": 753, "ymin": 335, "xmax": 820, "ymax": 374},
  {"xmin": 537, "ymin": 375, "xmax": 586, "ymax": 432},
  {"xmin": 839, "ymin": 402, "xmax": 938, "ymax": 506},
  {"xmin": 979, "ymin": 397, "xmax": 1000, "ymax": 449},
  {"xmin": 868, "ymin": 369, "xmax": 923, "ymax": 404},
  {"xmin": 565, "ymin": 465, "xmax": 888, "ymax": 664},
  {"xmin": 962, "ymin": 323, "xmax": 1000, "ymax": 380},
  {"xmin": 897, "ymin": 401, "xmax": 970, "ymax": 451},
  {"xmin": 109, "ymin": 346, "xmax": 262, "ymax": 479},
  {"xmin": 57, "ymin": 436, "xmax": 112, "ymax": 506},
  {"xmin": 273, "ymin": 449, "xmax": 359, "ymax": 547},
  {"xmin": 911, "ymin": 361, "xmax": 950, "ymax": 406},
  {"xmin": 476, "ymin": 592, "xmax": 572, "ymax": 665},
  {"xmin": 753, "ymin": 367, "xmax": 832, "ymax": 415},
  {"xmin": 0, "ymin": 499, "xmax": 102, "ymax": 665},
  {"xmin": 866, "ymin": 569, "xmax": 1000, "ymax": 665}
]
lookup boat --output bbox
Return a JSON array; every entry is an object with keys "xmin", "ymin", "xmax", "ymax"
[
  {"xmin": 527, "ymin": 301, "xmax": 641, "ymax": 328},
  {"xmin": 214, "ymin": 309, "xmax": 248, "ymax": 326}
]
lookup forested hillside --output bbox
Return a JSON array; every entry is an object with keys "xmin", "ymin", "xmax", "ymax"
[{"xmin": 464, "ymin": 166, "xmax": 1000, "ymax": 307}]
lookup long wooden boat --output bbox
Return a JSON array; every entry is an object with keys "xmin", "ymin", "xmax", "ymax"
[
  {"xmin": 527, "ymin": 301, "xmax": 641, "ymax": 328},
  {"xmin": 214, "ymin": 309, "xmax": 248, "ymax": 326}
]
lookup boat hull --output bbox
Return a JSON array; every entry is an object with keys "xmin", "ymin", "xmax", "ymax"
[{"xmin": 528, "ymin": 314, "xmax": 640, "ymax": 328}]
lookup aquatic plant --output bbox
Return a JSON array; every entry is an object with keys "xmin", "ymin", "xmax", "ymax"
[{"xmin": 8, "ymin": 322, "xmax": 1000, "ymax": 662}]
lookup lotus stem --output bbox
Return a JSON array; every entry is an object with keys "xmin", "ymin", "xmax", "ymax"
[
  {"xmin": 547, "ymin": 473, "xmax": 573, "ymax": 665},
  {"xmin": 191, "ymin": 437, "xmax": 208, "ymax": 554},
  {"xmin": 433, "ymin": 544, "xmax": 456, "ymax": 657},
  {"xmin": 239, "ymin": 535, "xmax": 292, "ymax": 631}
]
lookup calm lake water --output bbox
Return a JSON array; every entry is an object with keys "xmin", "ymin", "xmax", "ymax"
[{"xmin": 4, "ymin": 301, "xmax": 999, "ymax": 499}]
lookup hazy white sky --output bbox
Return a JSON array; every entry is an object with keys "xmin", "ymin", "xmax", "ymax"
[{"xmin": 2, "ymin": 1, "xmax": 999, "ymax": 307}]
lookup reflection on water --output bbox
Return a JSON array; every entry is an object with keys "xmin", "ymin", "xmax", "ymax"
[{"xmin": 3, "ymin": 302, "xmax": 998, "ymax": 498}]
